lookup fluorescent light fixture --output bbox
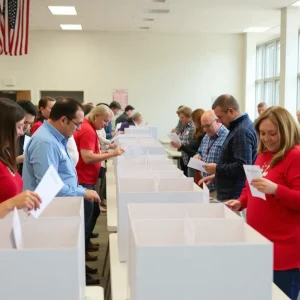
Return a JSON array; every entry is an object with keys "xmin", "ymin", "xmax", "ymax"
[
  {"xmin": 48, "ymin": 6, "xmax": 77, "ymax": 15},
  {"xmin": 291, "ymin": 0, "xmax": 300, "ymax": 6},
  {"xmin": 60, "ymin": 24, "xmax": 82, "ymax": 30},
  {"xmin": 243, "ymin": 27, "xmax": 270, "ymax": 33}
]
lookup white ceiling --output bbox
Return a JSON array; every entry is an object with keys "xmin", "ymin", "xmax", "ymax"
[{"xmin": 30, "ymin": 0, "xmax": 300, "ymax": 34}]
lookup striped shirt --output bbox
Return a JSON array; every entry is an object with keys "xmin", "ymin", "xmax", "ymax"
[{"xmin": 197, "ymin": 125, "xmax": 229, "ymax": 191}]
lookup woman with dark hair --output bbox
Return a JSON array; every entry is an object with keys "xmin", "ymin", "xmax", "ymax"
[
  {"xmin": 30, "ymin": 96, "xmax": 56, "ymax": 135},
  {"xmin": 171, "ymin": 108, "xmax": 205, "ymax": 177},
  {"xmin": 0, "ymin": 98, "xmax": 41, "ymax": 210}
]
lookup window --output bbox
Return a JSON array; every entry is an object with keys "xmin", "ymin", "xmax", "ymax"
[{"xmin": 255, "ymin": 39, "xmax": 280, "ymax": 117}]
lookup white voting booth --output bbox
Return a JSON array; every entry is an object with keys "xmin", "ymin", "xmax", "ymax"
[
  {"xmin": 117, "ymin": 177, "xmax": 205, "ymax": 261},
  {"xmin": 0, "ymin": 197, "xmax": 85, "ymax": 300},
  {"xmin": 128, "ymin": 215, "xmax": 273, "ymax": 300}
]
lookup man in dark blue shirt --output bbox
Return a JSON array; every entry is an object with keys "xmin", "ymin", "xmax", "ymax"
[{"xmin": 202, "ymin": 94, "xmax": 257, "ymax": 201}]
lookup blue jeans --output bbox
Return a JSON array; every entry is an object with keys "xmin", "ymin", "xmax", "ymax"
[
  {"xmin": 81, "ymin": 184, "xmax": 100, "ymax": 251},
  {"xmin": 274, "ymin": 269, "xmax": 300, "ymax": 300}
]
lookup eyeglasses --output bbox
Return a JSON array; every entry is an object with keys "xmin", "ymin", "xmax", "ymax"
[
  {"xmin": 66, "ymin": 117, "xmax": 82, "ymax": 129},
  {"xmin": 201, "ymin": 119, "xmax": 217, "ymax": 130}
]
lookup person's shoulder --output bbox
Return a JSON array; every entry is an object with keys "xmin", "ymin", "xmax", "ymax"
[
  {"xmin": 286, "ymin": 145, "xmax": 300, "ymax": 158},
  {"xmin": 0, "ymin": 161, "xmax": 7, "ymax": 171}
]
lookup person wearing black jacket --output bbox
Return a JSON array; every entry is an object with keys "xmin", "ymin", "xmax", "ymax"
[
  {"xmin": 115, "ymin": 105, "xmax": 134, "ymax": 125},
  {"xmin": 171, "ymin": 108, "xmax": 205, "ymax": 177}
]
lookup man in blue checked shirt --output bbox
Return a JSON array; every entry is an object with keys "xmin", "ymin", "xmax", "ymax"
[
  {"xmin": 201, "ymin": 94, "xmax": 257, "ymax": 201},
  {"xmin": 195, "ymin": 110, "xmax": 229, "ymax": 198}
]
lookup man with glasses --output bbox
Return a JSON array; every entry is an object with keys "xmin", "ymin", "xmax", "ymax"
[
  {"xmin": 195, "ymin": 110, "xmax": 229, "ymax": 198},
  {"xmin": 201, "ymin": 95, "xmax": 257, "ymax": 201}
]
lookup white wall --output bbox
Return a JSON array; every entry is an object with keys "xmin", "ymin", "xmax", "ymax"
[{"xmin": 0, "ymin": 31, "xmax": 245, "ymax": 138}]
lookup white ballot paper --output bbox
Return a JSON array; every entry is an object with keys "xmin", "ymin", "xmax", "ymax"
[
  {"xmin": 110, "ymin": 131, "xmax": 120, "ymax": 143},
  {"xmin": 11, "ymin": 208, "xmax": 23, "ymax": 249},
  {"xmin": 23, "ymin": 135, "xmax": 31, "ymax": 151},
  {"xmin": 167, "ymin": 133, "xmax": 181, "ymax": 143},
  {"xmin": 203, "ymin": 182, "xmax": 210, "ymax": 204},
  {"xmin": 243, "ymin": 165, "xmax": 266, "ymax": 200},
  {"xmin": 30, "ymin": 165, "xmax": 64, "ymax": 218},
  {"xmin": 116, "ymin": 123, "xmax": 122, "ymax": 131},
  {"xmin": 123, "ymin": 144, "xmax": 144, "ymax": 160},
  {"xmin": 187, "ymin": 157, "xmax": 206, "ymax": 173}
]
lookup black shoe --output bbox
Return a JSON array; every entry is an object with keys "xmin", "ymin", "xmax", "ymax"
[
  {"xmin": 86, "ymin": 274, "xmax": 100, "ymax": 286},
  {"xmin": 86, "ymin": 265, "xmax": 98, "ymax": 274},
  {"xmin": 91, "ymin": 232, "xmax": 99, "ymax": 239}
]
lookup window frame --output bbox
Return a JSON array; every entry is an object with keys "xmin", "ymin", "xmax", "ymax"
[{"xmin": 255, "ymin": 38, "xmax": 280, "ymax": 117}]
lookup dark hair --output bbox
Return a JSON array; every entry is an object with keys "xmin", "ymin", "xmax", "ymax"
[
  {"xmin": 83, "ymin": 104, "xmax": 94, "ymax": 116},
  {"xmin": 17, "ymin": 100, "xmax": 37, "ymax": 117},
  {"xmin": 50, "ymin": 98, "xmax": 83, "ymax": 121},
  {"xmin": 38, "ymin": 96, "xmax": 56, "ymax": 118},
  {"xmin": 125, "ymin": 105, "xmax": 134, "ymax": 112},
  {"xmin": 212, "ymin": 94, "xmax": 240, "ymax": 112},
  {"xmin": 109, "ymin": 101, "xmax": 121, "ymax": 110},
  {"xmin": 96, "ymin": 102, "xmax": 109, "ymax": 107},
  {"xmin": 0, "ymin": 98, "xmax": 25, "ymax": 171}
]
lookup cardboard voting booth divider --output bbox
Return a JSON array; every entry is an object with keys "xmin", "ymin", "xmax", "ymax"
[
  {"xmin": 117, "ymin": 177, "xmax": 204, "ymax": 261},
  {"xmin": 0, "ymin": 217, "xmax": 85, "ymax": 300},
  {"xmin": 128, "ymin": 217, "xmax": 273, "ymax": 300}
]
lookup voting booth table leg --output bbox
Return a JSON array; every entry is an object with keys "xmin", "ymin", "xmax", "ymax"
[
  {"xmin": 101, "ymin": 238, "xmax": 110, "ymax": 278},
  {"xmin": 104, "ymin": 267, "xmax": 111, "ymax": 300}
]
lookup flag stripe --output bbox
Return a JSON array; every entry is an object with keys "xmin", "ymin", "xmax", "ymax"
[{"xmin": 0, "ymin": 0, "xmax": 29, "ymax": 56}]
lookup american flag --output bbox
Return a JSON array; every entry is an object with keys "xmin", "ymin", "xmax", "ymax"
[{"xmin": 0, "ymin": 0, "xmax": 30, "ymax": 56}]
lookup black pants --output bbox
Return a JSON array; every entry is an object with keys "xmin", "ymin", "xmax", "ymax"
[
  {"xmin": 81, "ymin": 184, "xmax": 100, "ymax": 251},
  {"xmin": 274, "ymin": 269, "xmax": 300, "ymax": 299},
  {"xmin": 99, "ymin": 166, "xmax": 107, "ymax": 200},
  {"xmin": 179, "ymin": 157, "xmax": 188, "ymax": 176}
]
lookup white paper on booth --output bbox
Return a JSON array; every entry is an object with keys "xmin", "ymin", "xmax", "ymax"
[
  {"xmin": 184, "ymin": 216, "xmax": 195, "ymax": 245},
  {"xmin": 23, "ymin": 135, "xmax": 31, "ymax": 151},
  {"xmin": 167, "ymin": 133, "xmax": 181, "ymax": 143},
  {"xmin": 187, "ymin": 157, "xmax": 206, "ymax": 173},
  {"xmin": 30, "ymin": 165, "xmax": 64, "ymax": 218},
  {"xmin": 243, "ymin": 165, "xmax": 266, "ymax": 200},
  {"xmin": 123, "ymin": 144, "xmax": 144, "ymax": 160},
  {"xmin": 10, "ymin": 208, "xmax": 24, "ymax": 249},
  {"xmin": 110, "ymin": 131, "xmax": 121, "ymax": 143},
  {"xmin": 203, "ymin": 183, "xmax": 210, "ymax": 204},
  {"xmin": 116, "ymin": 123, "xmax": 122, "ymax": 131}
]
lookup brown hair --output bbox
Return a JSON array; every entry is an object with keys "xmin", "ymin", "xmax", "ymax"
[
  {"xmin": 176, "ymin": 106, "xmax": 193, "ymax": 118},
  {"xmin": 192, "ymin": 109, "xmax": 205, "ymax": 137},
  {"xmin": 255, "ymin": 106, "xmax": 300, "ymax": 167},
  {"xmin": 0, "ymin": 98, "xmax": 25, "ymax": 171},
  {"xmin": 212, "ymin": 94, "xmax": 240, "ymax": 112},
  {"xmin": 38, "ymin": 96, "xmax": 56, "ymax": 118},
  {"xmin": 257, "ymin": 102, "xmax": 267, "ymax": 108}
]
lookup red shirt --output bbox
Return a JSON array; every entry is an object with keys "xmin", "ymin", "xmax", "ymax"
[
  {"xmin": 74, "ymin": 119, "xmax": 101, "ymax": 185},
  {"xmin": 30, "ymin": 120, "xmax": 43, "ymax": 135},
  {"xmin": 0, "ymin": 161, "xmax": 23, "ymax": 204},
  {"xmin": 239, "ymin": 146, "xmax": 300, "ymax": 270}
]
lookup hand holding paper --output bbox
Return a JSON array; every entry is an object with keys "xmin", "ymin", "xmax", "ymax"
[
  {"xmin": 243, "ymin": 165, "xmax": 266, "ymax": 200},
  {"xmin": 187, "ymin": 157, "xmax": 206, "ymax": 173},
  {"xmin": 167, "ymin": 133, "xmax": 181, "ymax": 143},
  {"xmin": 30, "ymin": 165, "xmax": 64, "ymax": 218},
  {"xmin": 251, "ymin": 178, "xmax": 278, "ymax": 196}
]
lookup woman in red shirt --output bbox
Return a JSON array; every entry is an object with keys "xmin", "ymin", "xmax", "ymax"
[
  {"xmin": 0, "ymin": 98, "xmax": 41, "ymax": 211},
  {"xmin": 30, "ymin": 96, "xmax": 56, "ymax": 135},
  {"xmin": 226, "ymin": 106, "xmax": 300, "ymax": 299}
]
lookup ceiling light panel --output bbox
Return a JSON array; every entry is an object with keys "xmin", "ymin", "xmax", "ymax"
[
  {"xmin": 147, "ymin": 9, "xmax": 170, "ymax": 14},
  {"xmin": 49, "ymin": 6, "xmax": 77, "ymax": 15},
  {"xmin": 243, "ymin": 27, "xmax": 270, "ymax": 33},
  {"xmin": 60, "ymin": 24, "xmax": 82, "ymax": 30}
]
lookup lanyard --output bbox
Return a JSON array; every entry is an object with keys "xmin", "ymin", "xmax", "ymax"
[{"xmin": 206, "ymin": 138, "xmax": 217, "ymax": 156}]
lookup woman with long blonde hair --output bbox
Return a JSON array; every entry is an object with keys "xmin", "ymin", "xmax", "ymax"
[{"xmin": 226, "ymin": 106, "xmax": 300, "ymax": 299}]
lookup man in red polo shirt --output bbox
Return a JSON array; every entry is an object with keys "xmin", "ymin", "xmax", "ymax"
[{"xmin": 74, "ymin": 104, "xmax": 124, "ymax": 284}]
